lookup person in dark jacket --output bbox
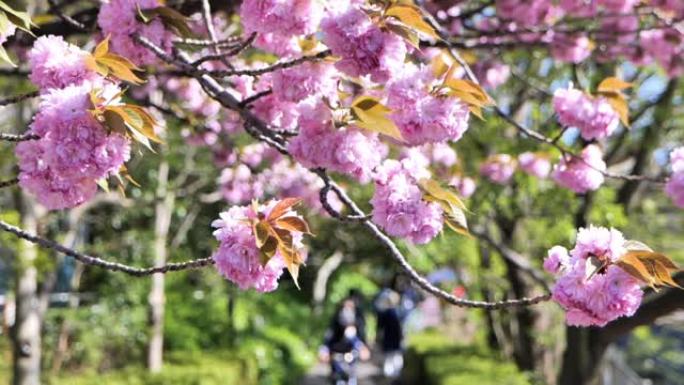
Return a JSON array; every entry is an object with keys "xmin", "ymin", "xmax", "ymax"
[{"xmin": 319, "ymin": 298, "xmax": 370, "ymax": 385}]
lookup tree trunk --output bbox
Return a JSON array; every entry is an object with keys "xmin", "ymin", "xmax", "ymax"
[
  {"xmin": 12, "ymin": 195, "xmax": 41, "ymax": 385},
  {"xmin": 147, "ymin": 161, "xmax": 175, "ymax": 373},
  {"xmin": 558, "ymin": 328, "xmax": 606, "ymax": 385}
]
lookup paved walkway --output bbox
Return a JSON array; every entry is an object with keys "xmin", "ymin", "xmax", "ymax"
[{"xmin": 299, "ymin": 357, "xmax": 383, "ymax": 385}]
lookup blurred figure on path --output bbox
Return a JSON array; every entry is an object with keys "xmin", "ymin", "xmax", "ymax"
[
  {"xmin": 374, "ymin": 275, "xmax": 420, "ymax": 382},
  {"xmin": 319, "ymin": 297, "xmax": 371, "ymax": 385}
]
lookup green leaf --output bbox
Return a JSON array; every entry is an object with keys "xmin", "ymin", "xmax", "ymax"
[
  {"xmin": 350, "ymin": 95, "xmax": 404, "ymax": 141},
  {"xmin": 418, "ymin": 178, "xmax": 471, "ymax": 237},
  {"xmin": 385, "ymin": 4, "xmax": 439, "ymax": 40},
  {"xmin": 0, "ymin": 44, "xmax": 15, "ymax": 67},
  {"xmin": 96, "ymin": 178, "xmax": 110, "ymax": 192},
  {"xmin": 0, "ymin": 1, "xmax": 34, "ymax": 34},
  {"xmin": 139, "ymin": 6, "xmax": 194, "ymax": 38}
]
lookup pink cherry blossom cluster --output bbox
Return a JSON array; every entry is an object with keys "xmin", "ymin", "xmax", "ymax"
[
  {"xmin": 553, "ymin": 86, "xmax": 620, "ymax": 141},
  {"xmin": 479, "ymin": 154, "xmax": 517, "ymax": 185},
  {"xmin": 545, "ymin": 225, "xmax": 643, "ymax": 327},
  {"xmin": 28, "ymin": 35, "xmax": 99, "ymax": 91},
  {"xmin": 211, "ymin": 200, "xmax": 306, "ymax": 292},
  {"xmin": 472, "ymin": 60, "xmax": 511, "ymax": 89},
  {"xmin": 665, "ymin": 147, "xmax": 684, "ymax": 207},
  {"xmin": 386, "ymin": 64, "xmax": 470, "ymax": 146},
  {"xmin": 288, "ymin": 101, "xmax": 385, "ymax": 183},
  {"xmin": 552, "ymin": 145, "xmax": 606, "ymax": 193},
  {"xmin": 488, "ymin": 0, "xmax": 684, "ymax": 69},
  {"xmin": 518, "ymin": 152, "xmax": 551, "ymax": 179},
  {"xmin": 97, "ymin": 0, "xmax": 174, "ymax": 65},
  {"xmin": 15, "ymin": 82, "xmax": 131, "ymax": 209},
  {"xmin": 240, "ymin": 0, "xmax": 323, "ymax": 57},
  {"xmin": 371, "ymin": 158, "xmax": 443, "ymax": 244},
  {"xmin": 320, "ymin": 2, "xmax": 407, "ymax": 83}
]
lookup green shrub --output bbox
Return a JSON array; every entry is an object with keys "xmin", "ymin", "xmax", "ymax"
[
  {"xmin": 46, "ymin": 350, "xmax": 258, "ymax": 385},
  {"xmin": 403, "ymin": 331, "xmax": 531, "ymax": 385}
]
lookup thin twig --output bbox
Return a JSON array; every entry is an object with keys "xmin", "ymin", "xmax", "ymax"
[
  {"xmin": 0, "ymin": 91, "xmax": 39, "ymax": 106},
  {"xmin": 0, "ymin": 132, "xmax": 40, "ymax": 142},
  {"xmin": 205, "ymin": 50, "xmax": 331, "ymax": 77}
]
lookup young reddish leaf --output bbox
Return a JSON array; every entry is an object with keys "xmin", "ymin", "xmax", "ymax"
[
  {"xmin": 267, "ymin": 197, "xmax": 302, "ymax": 221},
  {"xmin": 350, "ymin": 95, "xmax": 404, "ymax": 142},
  {"xmin": 274, "ymin": 216, "xmax": 312, "ymax": 234},
  {"xmin": 616, "ymin": 250, "xmax": 681, "ymax": 289},
  {"xmin": 278, "ymin": 244, "xmax": 301, "ymax": 289},
  {"xmin": 385, "ymin": 4, "xmax": 439, "ymax": 40}
]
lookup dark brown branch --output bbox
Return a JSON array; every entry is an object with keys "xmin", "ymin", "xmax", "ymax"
[
  {"xmin": 0, "ymin": 218, "xmax": 214, "ymax": 276},
  {"xmin": 0, "ymin": 178, "xmax": 19, "ymax": 188}
]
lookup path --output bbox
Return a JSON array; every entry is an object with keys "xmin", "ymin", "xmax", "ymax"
[{"xmin": 299, "ymin": 356, "xmax": 383, "ymax": 385}]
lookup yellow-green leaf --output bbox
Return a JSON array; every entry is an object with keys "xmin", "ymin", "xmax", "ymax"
[
  {"xmin": 350, "ymin": 95, "xmax": 404, "ymax": 142},
  {"xmin": 385, "ymin": 21, "xmax": 420, "ymax": 50},
  {"xmin": 96, "ymin": 178, "xmax": 110, "ymax": 192},
  {"xmin": 418, "ymin": 178, "xmax": 467, "ymax": 211},
  {"xmin": 597, "ymin": 77, "xmax": 632, "ymax": 93},
  {"xmin": 431, "ymin": 50, "xmax": 454, "ymax": 78},
  {"xmin": 0, "ymin": 1, "xmax": 35, "ymax": 34},
  {"xmin": 259, "ymin": 235, "xmax": 278, "ymax": 264},
  {"xmin": 601, "ymin": 92, "xmax": 630, "ymax": 127},
  {"xmin": 253, "ymin": 221, "xmax": 272, "ymax": 249},
  {"xmin": 385, "ymin": 4, "xmax": 439, "ymax": 40},
  {"xmin": 98, "ymin": 55, "xmax": 145, "ymax": 84},
  {"xmin": 103, "ymin": 109, "xmax": 128, "ymax": 135},
  {"xmin": 0, "ymin": 44, "xmax": 15, "ymax": 67},
  {"xmin": 94, "ymin": 36, "xmax": 110, "ymax": 58}
]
